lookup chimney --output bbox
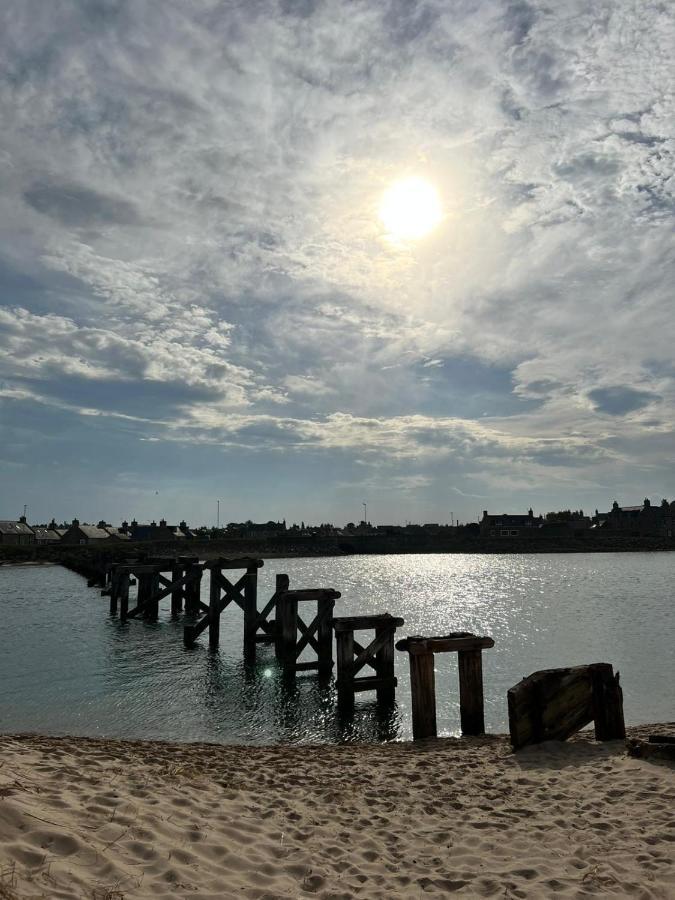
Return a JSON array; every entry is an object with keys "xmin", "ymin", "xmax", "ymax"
[{"xmin": 482, "ymin": 510, "xmax": 488, "ymax": 519}]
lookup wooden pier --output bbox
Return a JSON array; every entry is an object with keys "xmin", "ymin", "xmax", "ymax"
[
  {"xmin": 276, "ymin": 588, "xmax": 341, "ymax": 675},
  {"xmin": 334, "ymin": 613, "xmax": 404, "ymax": 707},
  {"xmin": 108, "ymin": 557, "xmax": 202, "ymax": 622},
  {"xmin": 396, "ymin": 632, "xmax": 495, "ymax": 739},
  {"xmin": 181, "ymin": 558, "xmax": 263, "ymax": 656}
]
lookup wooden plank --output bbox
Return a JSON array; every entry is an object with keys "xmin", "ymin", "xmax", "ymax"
[
  {"xmin": 204, "ymin": 557, "xmax": 264, "ymax": 570},
  {"xmin": 294, "ymin": 660, "xmax": 321, "ymax": 671},
  {"xmin": 283, "ymin": 589, "xmax": 341, "ymax": 602},
  {"xmin": 397, "ymin": 634, "xmax": 494, "ymax": 654},
  {"xmin": 353, "ymin": 675, "xmax": 398, "ymax": 693},
  {"xmin": 409, "ymin": 651, "xmax": 437, "ymax": 740},
  {"xmin": 334, "ymin": 614, "xmax": 404, "ymax": 632},
  {"xmin": 116, "ymin": 564, "xmax": 163, "ymax": 576}
]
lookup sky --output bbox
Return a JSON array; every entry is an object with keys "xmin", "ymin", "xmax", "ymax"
[{"xmin": 1, "ymin": 0, "xmax": 674, "ymax": 527}]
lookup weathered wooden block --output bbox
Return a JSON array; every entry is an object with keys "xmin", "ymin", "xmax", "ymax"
[{"xmin": 507, "ymin": 663, "xmax": 625, "ymax": 750}]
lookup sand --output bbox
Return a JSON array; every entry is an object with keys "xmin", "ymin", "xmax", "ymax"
[{"xmin": 0, "ymin": 727, "xmax": 673, "ymax": 899}]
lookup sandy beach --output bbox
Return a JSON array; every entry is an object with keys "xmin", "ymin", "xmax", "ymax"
[{"xmin": 0, "ymin": 727, "xmax": 673, "ymax": 899}]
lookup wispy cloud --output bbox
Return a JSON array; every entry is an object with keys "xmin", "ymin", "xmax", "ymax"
[{"xmin": 0, "ymin": 0, "xmax": 673, "ymax": 521}]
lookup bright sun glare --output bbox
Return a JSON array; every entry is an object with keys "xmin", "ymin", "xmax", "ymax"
[{"xmin": 379, "ymin": 176, "xmax": 443, "ymax": 241}]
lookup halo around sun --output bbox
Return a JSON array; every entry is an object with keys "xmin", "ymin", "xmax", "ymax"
[{"xmin": 378, "ymin": 176, "xmax": 443, "ymax": 241}]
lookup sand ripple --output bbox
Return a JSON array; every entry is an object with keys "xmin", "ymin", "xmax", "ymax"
[{"xmin": 0, "ymin": 725, "xmax": 673, "ymax": 898}]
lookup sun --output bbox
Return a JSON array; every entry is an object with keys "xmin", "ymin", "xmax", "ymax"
[{"xmin": 379, "ymin": 176, "xmax": 443, "ymax": 241}]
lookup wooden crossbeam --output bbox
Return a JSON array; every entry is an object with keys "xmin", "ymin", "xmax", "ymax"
[
  {"xmin": 352, "ymin": 629, "xmax": 392, "ymax": 676},
  {"xmin": 152, "ymin": 569, "xmax": 201, "ymax": 605},
  {"xmin": 352, "ymin": 639, "xmax": 378, "ymax": 673},
  {"xmin": 295, "ymin": 615, "xmax": 321, "ymax": 658},
  {"xmin": 353, "ymin": 675, "xmax": 399, "ymax": 693},
  {"xmin": 215, "ymin": 571, "xmax": 248, "ymax": 612}
]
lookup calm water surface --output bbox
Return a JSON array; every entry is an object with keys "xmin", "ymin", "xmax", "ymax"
[{"xmin": 0, "ymin": 553, "xmax": 673, "ymax": 744}]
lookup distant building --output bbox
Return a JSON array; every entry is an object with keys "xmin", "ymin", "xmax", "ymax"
[
  {"xmin": 97, "ymin": 521, "xmax": 131, "ymax": 541},
  {"xmin": 480, "ymin": 508, "xmax": 543, "ymax": 538},
  {"xmin": 128, "ymin": 518, "xmax": 195, "ymax": 541},
  {"xmin": 31, "ymin": 526, "xmax": 61, "ymax": 544},
  {"xmin": 60, "ymin": 519, "xmax": 112, "ymax": 545},
  {"xmin": 593, "ymin": 499, "xmax": 675, "ymax": 537},
  {"xmin": 0, "ymin": 516, "xmax": 36, "ymax": 545}
]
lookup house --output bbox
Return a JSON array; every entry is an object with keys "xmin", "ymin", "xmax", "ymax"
[
  {"xmin": 60, "ymin": 519, "xmax": 112, "ymax": 545},
  {"xmin": 480, "ymin": 508, "xmax": 543, "ymax": 538},
  {"xmin": 0, "ymin": 516, "xmax": 36, "ymax": 545},
  {"xmin": 128, "ymin": 519, "xmax": 195, "ymax": 541},
  {"xmin": 103, "ymin": 526, "xmax": 131, "ymax": 541},
  {"xmin": 593, "ymin": 499, "xmax": 675, "ymax": 537},
  {"xmin": 31, "ymin": 526, "xmax": 62, "ymax": 544}
]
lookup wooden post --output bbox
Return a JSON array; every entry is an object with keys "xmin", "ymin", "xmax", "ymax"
[
  {"xmin": 375, "ymin": 622, "xmax": 396, "ymax": 705},
  {"xmin": 243, "ymin": 568, "xmax": 258, "ymax": 660},
  {"xmin": 148, "ymin": 571, "xmax": 161, "ymax": 621},
  {"xmin": 184, "ymin": 563, "xmax": 201, "ymax": 616},
  {"xmin": 273, "ymin": 574, "xmax": 290, "ymax": 658},
  {"xmin": 208, "ymin": 565, "xmax": 220, "ymax": 651},
  {"xmin": 409, "ymin": 651, "xmax": 437, "ymax": 739},
  {"xmin": 171, "ymin": 562, "xmax": 183, "ymax": 616},
  {"xmin": 108, "ymin": 565, "xmax": 119, "ymax": 616},
  {"xmin": 137, "ymin": 573, "xmax": 153, "ymax": 620},
  {"xmin": 119, "ymin": 571, "xmax": 130, "ymax": 621},
  {"xmin": 317, "ymin": 596, "xmax": 335, "ymax": 675},
  {"xmin": 278, "ymin": 592, "xmax": 298, "ymax": 668},
  {"xmin": 274, "ymin": 575, "xmax": 290, "ymax": 659},
  {"xmin": 592, "ymin": 664, "xmax": 626, "ymax": 740},
  {"xmin": 336, "ymin": 628, "xmax": 355, "ymax": 708},
  {"xmin": 457, "ymin": 648, "xmax": 486, "ymax": 735}
]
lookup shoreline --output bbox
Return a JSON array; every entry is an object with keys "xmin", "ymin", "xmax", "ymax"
[{"xmin": 1, "ymin": 725, "xmax": 673, "ymax": 898}]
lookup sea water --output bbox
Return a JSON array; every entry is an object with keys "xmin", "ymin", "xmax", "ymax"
[{"xmin": 0, "ymin": 553, "xmax": 673, "ymax": 743}]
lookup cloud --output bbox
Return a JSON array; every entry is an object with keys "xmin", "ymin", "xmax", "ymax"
[
  {"xmin": 24, "ymin": 179, "xmax": 142, "ymax": 227},
  {"xmin": 0, "ymin": 0, "xmax": 673, "ymax": 520}
]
